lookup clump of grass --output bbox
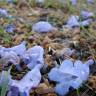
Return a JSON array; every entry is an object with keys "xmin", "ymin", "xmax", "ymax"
[
  {"xmin": 12, "ymin": 0, "xmax": 18, "ymax": 4},
  {"xmin": 67, "ymin": 2, "xmax": 75, "ymax": 14},
  {"xmin": 0, "ymin": 27, "xmax": 12, "ymax": 45},
  {"xmin": 44, "ymin": 0, "xmax": 68, "ymax": 9},
  {"xmin": 28, "ymin": 0, "xmax": 37, "ymax": 7}
]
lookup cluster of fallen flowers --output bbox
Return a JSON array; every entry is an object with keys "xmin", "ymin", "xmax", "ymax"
[
  {"xmin": 0, "ymin": 0, "xmax": 96, "ymax": 96},
  {"xmin": 63, "ymin": 9, "xmax": 95, "ymax": 29},
  {"xmin": 0, "ymin": 0, "xmax": 95, "ymax": 34},
  {"xmin": 0, "ymin": 40, "xmax": 95, "ymax": 96}
]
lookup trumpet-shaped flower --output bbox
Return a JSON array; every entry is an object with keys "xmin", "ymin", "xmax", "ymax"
[
  {"xmin": 11, "ymin": 64, "xmax": 42, "ymax": 96},
  {"xmin": 48, "ymin": 59, "xmax": 94, "ymax": 96}
]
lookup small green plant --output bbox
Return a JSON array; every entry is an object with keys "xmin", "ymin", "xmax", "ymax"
[
  {"xmin": 0, "ymin": 27, "xmax": 12, "ymax": 45},
  {"xmin": 28, "ymin": 0, "xmax": 37, "ymax": 7},
  {"xmin": 0, "ymin": 70, "xmax": 10, "ymax": 96},
  {"xmin": 67, "ymin": 2, "xmax": 75, "ymax": 14},
  {"xmin": 0, "ymin": 27, "xmax": 5, "ymax": 37},
  {"xmin": 3, "ymin": 34, "xmax": 12, "ymax": 45},
  {"xmin": 76, "ymin": 88, "xmax": 80, "ymax": 96},
  {"xmin": 12, "ymin": 0, "xmax": 18, "ymax": 4}
]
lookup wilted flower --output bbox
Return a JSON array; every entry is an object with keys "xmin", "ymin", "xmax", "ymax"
[
  {"xmin": 70, "ymin": 0, "xmax": 77, "ymax": 6},
  {"xmin": 0, "ymin": 8, "xmax": 8, "ymax": 17},
  {"xmin": 6, "ymin": 0, "xmax": 13, "ymax": 3},
  {"xmin": 0, "ymin": 51, "xmax": 21, "ymax": 71},
  {"xmin": 5, "ymin": 24, "xmax": 15, "ymax": 33},
  {"xmin": 86, "ymin": 0, "xmax": 94, "ymax": 4},
  {"xmin": 11, "ymin": 64, "xmax": 42, "ymax": 96},
  {"xmin": 58, "ymin": 48, "xmax": 75, "ymax": 57},
  {"xmin": 65, "ymin": 15, "xmax": 79, "ymax": 28},
  {"xmin": 80, "ymin": 10, "xmax": 94, "ymax": 19},
  {"xmin": 7, "ymin": 86, "xmax": 19, "ymax": 96},
  {"xmin": 80, "ymin": 19, "xmax": 93, "ymax": 27},
  {"xmin": 32, "ymin": 21, "xmax": 53, "ymax": 33},
  {"xmin": 22, "ymin": 45, "xmax": 44, "ymax": 69},
  {"xmin": 7, "ymin": 41, "xmax": 27, "ymax": 56},
  {"xmin": 48, "ymin": 59, "xmax": 94, "ymax": 96}
]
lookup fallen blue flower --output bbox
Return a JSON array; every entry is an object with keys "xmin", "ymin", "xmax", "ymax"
[
  {"xmin": 54, "ymin": 83, "xmax": 70, "ymax": 96},
  {"xmin": 0, "ymin": 8, "xmax": 8, "ymax": 18},
  {"xmin": 7, "ymin": 41, "xmax": 27, "ymax": 56},
  {"xmin": 0, "ymin": 51, "xmax": 21, "ymax": 71},
  {"xmin": 48, "ymin": 59, "xmax": 94, "ymax": 96},
  {"xmin": 6, "ymin": 0, "xmax": 13, "ymax": 3},
  {"xmin": 65, "ymin": 15, "xmax": 79, "ymax": 28},
  {"xmin": 80, "ymin": 10, "xmax": 94, "ymax": 19},
  {"xmin": 32, "ymin": 21, "xmax": 53, "ymax": 33},
  {"xmin": 84, "ymin": 59, "xmax": 94, "ymax": 66},
  {"xmin": 22, "ymin": 45, "xmax": 44, "ymax": 69},
  {"xmin": 5, "ymin": 24, "xmax": 15, "ymax": 33},
  {"xmin": 59, "ymin": 48, "xmax": 75, "ymax": 57},
  {"xmin": 0, "ymin": 41, "xmax": 27, "ymax": 57},
  {"xmin": 10, "ymin": 64, "xmax": 42, "ymax": 96},
  {"xmin": 7, "ymin": 86, "xmax": 20, "ymax": 96},
  {"xmin": 80, "ymin": 19, "xmax": 92, "ymax": 27},
  {"xmin": 70, "ymin": 0, "xmax": 77, "ymax": 6},
  {"xmin": 86, "ymin": 0, "xmax": 94, "ymax": 4}
]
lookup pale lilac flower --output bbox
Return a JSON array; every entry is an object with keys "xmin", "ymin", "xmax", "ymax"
[
  {"xmin": 87, "ymin": 0, "xmax": 94, "ymax": 4},
  {"xmin": 32, "ymin": 21, "xmax": 53, "ymax": 33},
  {"xmin": 48, "ymin": 59, "xmax": 94, "ymax": 95},
  {"xmin": 0, "ymin": 41, "xmax": 27, "ymax": 56},
  {"xmin": 5, "ymin": 24, "xmax": 15, "ymax": 33},
  {"xmin": 66, "ymin": 15, "xmax": 79, "ymax": 28},
  {"xmin": 6, "ymin": 0, "xmax": 13, "ymax": 3},
  {"xmin": 80, "ymin": 19, "xmax": 92, "ymax": 27},
  {"xmin": 22, "ymin": 45, "xmax": 44, "ymax": 69},
  {"xmin": 0, "ymin": 51, "xmax": 21, "ymax": 71},
  {"xmin": 84, "ymin": 59, "xmax": 94, "ymax": 66},
  {"xmin": 80, "ymin": 10, "xmax": 94, "ymax": 19},
  {"xmin": 54, "ymin": 83, "xmax": 70, "ymax": 96},
  {"xmin": 7, "ymin": 86, "xmax": 19, "ymax": 96},
  {"xmin": 7, "ymin": 41, "xmax": 27, "ymax": 56},
  {"xmin": 0, "ymin": 8, "xmax": 8, "ymax": 17},
  {"xmin": 11, "ymin": 64, "xmax": 42, "ymax": 96},
  {"xmin": 70, "ymin": 0, "xmax": 77, "ymax": 6},
  {"xmin": 59, "ymin": 48, "xmax": 75, "ymax": 56}
]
